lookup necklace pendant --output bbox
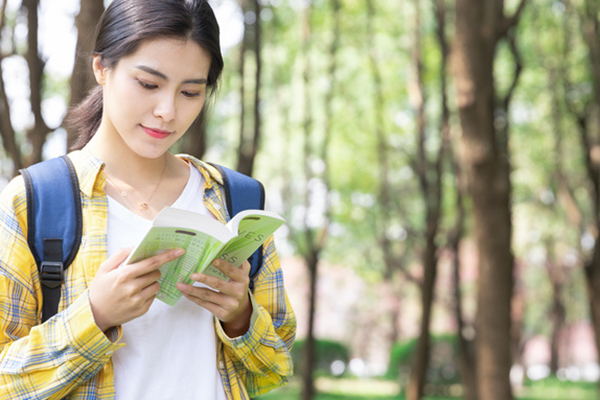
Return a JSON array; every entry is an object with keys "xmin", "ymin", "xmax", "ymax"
[{"xmin": 137, "ymin": 202, "xmax": 149, "ymax": 210}]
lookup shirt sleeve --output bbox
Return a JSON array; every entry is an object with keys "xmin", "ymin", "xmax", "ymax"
[
  {"xmin": 215, "ymin": 235, "xmax": 297, "ymax": 397},
  {"xmin": 0, "ymin": 177, "xmax": 122, "ymax": 399}
]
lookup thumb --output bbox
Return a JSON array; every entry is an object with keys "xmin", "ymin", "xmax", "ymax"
[{"xmin": 99, "ymin": 247, "xmax": 132, "ymax": 273}]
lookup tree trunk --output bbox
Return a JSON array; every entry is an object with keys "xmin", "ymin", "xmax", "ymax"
[
  {"xmin": 23, "ymin": 0, "xmax": 50, "ymax": 166},
  {"xmin": 405, "ymin": 0, "xmax": 451, "ymax": 396},
  {"xmin": 545, "ymin": 241, "xmax": 566, "ymax": 374},
  {"xmin": 301, "ymin": 249, "xmax": 318, "ymax": 400},
  {"xmin": 67, "ymin": 0, "xmax": 104, "ymax": 149},
  {"xmin": 299, "ymin": 1, "xmax": 336, "ymax": 398},
  {"xmin": 577, "ymin": 2, "xmax": 600, "ymax": 388},
  {"xmin": 450, "ymin": 195, "xmax": 478, "ymax": 400},
  {"xmin": 300, "ymin": 2, "xmax": 316, "ymax": 399},
  {"xmin": 440, "ymin": 0, "xmax": 477, "ymax": 397},
  {"xmin": 236, "ymin": 0, "xmax": 261, "ymax": 176},
  {"xmin": 406, "ymin": 0, "xmax": 437, "ymax": 397},
  {"xmin": 0, "ymin": 5, "xmax": 22, "ymax": 175},
  {"xmin": 453, "ymin": 0, "xmax": 526, "ymax": 398}
]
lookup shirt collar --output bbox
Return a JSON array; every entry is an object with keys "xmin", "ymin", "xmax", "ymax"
[
  {"xmin": 66, "ymin": 151, "xmax": 225, "ymax": 198},
  {"xmin": 67, "ymin": 150, "xmax": 105, "ymax": 198},
  {"xmin": 176, "ymin": 154, "xmax": 224, "ymax": 186}
]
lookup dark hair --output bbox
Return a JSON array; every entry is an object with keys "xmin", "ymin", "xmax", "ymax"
[{"xmin": 68, "ymin": 0, "xmax": 224, "ymax": 150}]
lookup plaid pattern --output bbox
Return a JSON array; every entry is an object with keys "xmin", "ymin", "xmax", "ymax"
[{"xmin": 0, "ymin": 151, "xmax": 296, "ymax": 399}]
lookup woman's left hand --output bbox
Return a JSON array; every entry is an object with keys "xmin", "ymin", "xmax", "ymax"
[{"xmin": 177, "ymin": 259, "xmax": 253, "ymax": 337}]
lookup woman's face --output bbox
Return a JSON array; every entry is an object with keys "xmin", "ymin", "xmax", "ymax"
[{"xmin": 93, "ymin": 37, "xmax": 211, "ymax": 160}]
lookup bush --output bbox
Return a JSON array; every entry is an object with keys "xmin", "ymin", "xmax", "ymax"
[
  {"xmin": 292, "ymin": 338, "xmax": 351, "ymax": 377},
  {"xmin": 386, "ymin": 334, "xmax": 461, "ymax": 385}
]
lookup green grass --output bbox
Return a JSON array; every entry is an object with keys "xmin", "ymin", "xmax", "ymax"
[{"xmin": 255, "ymin": 377, "xmax": 598, "ymax": 400}]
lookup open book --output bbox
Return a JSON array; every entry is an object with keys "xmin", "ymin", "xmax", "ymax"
[{"xmin": 124, "ymin": 206, "xmax": 285, "ymax": 306}]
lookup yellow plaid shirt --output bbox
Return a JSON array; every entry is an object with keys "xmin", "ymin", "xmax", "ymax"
[{"xmin": 0, "ymin": 151, "xmax": 296, "ymax": 399}]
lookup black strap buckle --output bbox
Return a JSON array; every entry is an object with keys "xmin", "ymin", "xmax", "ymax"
[{"xmin": 40, "ymin": 261, "xmax": 64, "ymax": 289}]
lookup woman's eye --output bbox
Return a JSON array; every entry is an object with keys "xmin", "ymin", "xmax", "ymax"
[
  {"xmin": 137, "ymin": 79, "xmax": 157, "ymax": 90},
  {"xmin": 182, "ymin": 91, "xmax": 201, "ymax": 98}
]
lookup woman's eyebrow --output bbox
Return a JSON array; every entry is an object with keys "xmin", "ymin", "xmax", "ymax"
[{"xmin": 135, "ymin": 65, "xmax": 208, "ymax": 85}]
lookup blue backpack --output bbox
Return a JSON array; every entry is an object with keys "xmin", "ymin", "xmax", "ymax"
[{"xmin": 20, "ymin": 156, "xmax": 265, "ymax": 323}]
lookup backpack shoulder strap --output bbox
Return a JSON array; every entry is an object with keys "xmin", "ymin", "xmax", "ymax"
[
  {"xmin": 19, "ymin": 155, "xmax": 83, "ymax": 322},
  {"xmin": 208, "ymin": 163, "xmax": 265, "ymax": 291}
]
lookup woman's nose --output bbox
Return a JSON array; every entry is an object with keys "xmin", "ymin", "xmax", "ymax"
[{"xmin": 153, "ymin": 94, "xmax": 176, "ymax": 122}]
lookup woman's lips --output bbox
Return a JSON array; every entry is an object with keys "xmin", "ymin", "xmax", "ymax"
[{"xmin": 141, "ymin": 125, "xmax": 173, "ymax": 139}]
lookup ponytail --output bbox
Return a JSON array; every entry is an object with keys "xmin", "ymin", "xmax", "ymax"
[{"xmin": 67, "ymin": 86, "xmax": 103, "ymax": 150}]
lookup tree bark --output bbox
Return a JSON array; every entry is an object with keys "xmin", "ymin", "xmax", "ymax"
[
  {"xmin": 23, "ymin": 0, "xmax": 50, "ymax": 166},
  {"xmin": 67, "ymin": 0, "xmax": 104, "ymax": 149},
  {"xmin": 236, "ymin": 0, "xmax": 261, "ymax": 176},
  {"xmin": 0, "ymin": 2, "xmax": 22, "ymax": 175},
  {"xmin": 576, "ymin": 2, "xmax": 600, "ymax": 387},
  {"xmin": 406, "ymin": 0, "xmax": 443, "ymax": 397},
  {"xmin": 449, "ymin": 170, "xmax": 478, "ymax": 400},
  {"xmin": 544, "ymin": 239, "xmax": 566, "ymax": 374},
  {"xmin": 452, "ymin": 0, "xmax": 526, "ymax": 398},
  {"xmin": 301, "ymin": 249, "xmax": 318, "ymax": 400}
]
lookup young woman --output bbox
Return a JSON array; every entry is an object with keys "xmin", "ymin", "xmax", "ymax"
[{"xmin": 0, "ymin": 1, "xmax": 296, "ymax": 399}]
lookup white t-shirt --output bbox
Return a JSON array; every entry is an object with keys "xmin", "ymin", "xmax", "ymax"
[{"xmin": 108, "ymin": 166, "xmax": 227, "ymax": 400}]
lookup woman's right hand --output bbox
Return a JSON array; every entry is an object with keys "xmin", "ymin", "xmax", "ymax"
[{"xmin": 88, "ymin": 247, "xmax": 184, "ymax": 332}]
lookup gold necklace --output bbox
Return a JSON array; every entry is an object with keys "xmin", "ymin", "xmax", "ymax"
[{"xmin": 105, "ymin": 157, "xmax": 168, "ymax": 210}]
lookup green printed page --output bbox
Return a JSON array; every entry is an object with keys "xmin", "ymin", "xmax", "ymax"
[
  {"xmin": 125, "ymin": 208, "xmax": 233, "ymax": 306},
  {"xmin": 213, "ymin": 210, "xmax": 286, "ymax": 272},
  {"xmin": 125, "ymin": 207, "xmax": 285, "ymax": 306}
]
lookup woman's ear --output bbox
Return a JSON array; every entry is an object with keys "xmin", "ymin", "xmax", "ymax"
[{"xmin": 92, "ymin": 55, "xmax": 108, "ymax": 85}]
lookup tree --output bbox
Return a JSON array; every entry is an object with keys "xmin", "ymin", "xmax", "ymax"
[
  {"xmin": 562, "ymin": 0, "xmax": 600, "ymax": 387},
  {"xmin": 236, "ymin": 0, "xmax": 262, "ymax": 176},
  {"xmin": 0, "ymin": 0, "xmax": 22, "ymax": 174},
  {"xmin": 295, "ymin": 1, "xmax": 339, "ymax": 398},
  {"xmin": 452, "ymin": 0, "xmax": 527, "ymax": 398},
  {"xmin": 405, "ymin": 0, "xmax": 448, "ymax": 396},
  {"xmin": 67, "ymin": 0, "xmax": 104, "ymax": 149}
]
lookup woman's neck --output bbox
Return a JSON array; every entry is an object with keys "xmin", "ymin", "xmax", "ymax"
[
  {"xmin": 83, "ymin": 133, "xmax": 191, "ymax": 220},
  {"xmin": 84, "ymin": 133, "xmax": 169, "ymax": 184}
]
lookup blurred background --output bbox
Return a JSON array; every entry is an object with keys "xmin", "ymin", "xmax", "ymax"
[{"xmin": 1, "ymin": 0, "xmax": 599, "ymax": 399}]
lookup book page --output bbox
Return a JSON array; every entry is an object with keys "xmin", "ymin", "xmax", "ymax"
[
  {"xmin": 127, "ymin": 226, "xmax": 226, "ymax": 306},
  {"xmin": 124, "ymin": 207, "xmax": 285, "ymax": 306},
  {"xmin": 216, "ymin": 212, "xmax": 285, "ymax": 268}
]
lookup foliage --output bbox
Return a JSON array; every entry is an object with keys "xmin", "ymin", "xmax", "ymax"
[
  {"xmin": 291, "ymin": 339, "xmax": 351, "ymax": 377},
  {"xmin": 256, "ymin": 376, "xmax": 597, "ymax": 399},
  {"xmin": 386, "ymin": 335, "xmax": 460, "ymax": 385}
]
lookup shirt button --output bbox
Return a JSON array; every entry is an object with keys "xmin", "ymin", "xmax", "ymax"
[
  {"xmin": 105, "ymin": 350, "xmax": 113, "ymax": 355},
  {"xmin": 214, "ymin": 204, "xmax": 221, "ymax": 210}
]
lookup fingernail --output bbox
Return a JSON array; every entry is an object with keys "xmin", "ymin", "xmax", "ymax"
[
  {"xmin": 190, "ymin": 273, "xmax": 201, "ymax": 281},
  {"xmin": 175, "ymin": 249, "xmax": 185, "ymax": 257}
]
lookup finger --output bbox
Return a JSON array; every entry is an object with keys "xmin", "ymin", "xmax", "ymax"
[
  {"xmin": 130, "ymin": 248, "xmax": 185, "ymax": 276},
  {"xmin": 99, "ymin": 247, "xmax": 132, "ymax": 273},
  {"xmin": 190, "ymin": 265, "xmax": 248, "ymax": 296},
  {"xmin": 211, "ymin": 259, "xmax": 249, "ymax": 283},
  {"xmin": 181, "ymin": 290, "xmax": 225, "ymax": 317},
  {"xmin": 179, "ymin": 285, "xmax": 232, "ymax": 315},
  {"xmin": 137, "ymin": 269, "xmax": 162, "ymax": 289},
  {"xmin": 139, "ymin": 281, "xmax": 161, "ymax": 300},
  {"xmin": 239, "ymin": 260, "xmax": 251, "ymax": 272}
]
